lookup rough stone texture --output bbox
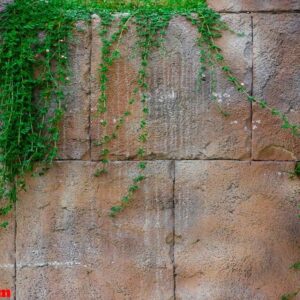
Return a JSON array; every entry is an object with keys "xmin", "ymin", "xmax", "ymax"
[
  {"xmin": 175, "ymin": 161, "xmax": 300, "ymax": 299},
  {"xmin": 57, "ymin": 22, "xmax": 91, "ymax": 160},
  {"xmin": 207, "ymin": 0, "xmax": 300, "ymax": 11},
  {"xmin": 91, "ymin": 15, "xmax": 252, "ymax": 160},
  {"xmin": 252, "ymin": 14, "xmax": 300, "ymax": 160},
  {"xmin": 16, "ymin": 161, "xmax": 174, "ymax": 299},
  {"xmin": 0, "ymin": 213, "xmax": 15, "ymax": 297}
]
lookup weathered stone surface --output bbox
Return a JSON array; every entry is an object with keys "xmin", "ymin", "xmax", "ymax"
[
  {"xmin": 91, "ymin": 15, "xmax": 252, "ymax": 160},
  {"xmin": 207, "ymin": 0, "xmax": 300, "ymax": 11},
  {"xmin": 0, "ymin": 269, "xmax": 14, "ymax": 298},
  {"xmin": 175, "ymin": 161, "xmax": 300, "ymax": 299},
  {"xmin": 252, "ymin": 14, "xmax": 300, "ymax": 160},
  {"xmin": 17, "ymin": 161, "xmax": 174, "ymax": 299},
  {"xmin": 57, "ymin": 22, "xmax": 91, "ymax": 160},
  {"xmin": 0, "ymin": 213, "xmax": 15, "ymax": 297}
]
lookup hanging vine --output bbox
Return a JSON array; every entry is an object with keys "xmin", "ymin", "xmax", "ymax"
[{"xmin": 0, "ymin": 0, "xmax": 299, "ymax": 230}]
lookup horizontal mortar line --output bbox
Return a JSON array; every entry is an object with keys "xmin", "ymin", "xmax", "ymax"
[
  {"xmin": 0, "ymin": 261, "xmax": 87, "ymax": 269},
  {"xmin": 52, "ymin": 159, "xmax": 298, "ymax": 163}
]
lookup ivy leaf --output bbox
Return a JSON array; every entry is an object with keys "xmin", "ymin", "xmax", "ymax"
[
  {"xmin": 0, "ymin": 221, "xmax": 9, "ymax": 229},
  {"xmin": 281, "ymin": 291, "xmax": 299, "ymax": 300},
  {"xmin": 290, "ymin": 262, "xmax": 300, "ymax": 270},
  {"xmin": 138, "ymin": 162, "xmax": 147, "ymax": 170}
]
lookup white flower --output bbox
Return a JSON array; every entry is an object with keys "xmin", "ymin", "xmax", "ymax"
[
  {"xmin": 59, "ymin": 39, "xmax": 64, "ymax": 42},
  {"xmin": 46, "ymin": 49, "xmax": 49, "ymax": 53},
  {"xmin": 61, "ymin": 55, "xmax": 66, "ymax": 59},
  {"xmin": 65, "ymin": 77, "xmax": 70, "ymax": 81},
  {"xmin": 240, "ymin": 82, "xmax": 245, "ymax": 86}
]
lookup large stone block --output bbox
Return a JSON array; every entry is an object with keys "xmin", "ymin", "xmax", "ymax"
[
  {"xmin": 16, "ymin": 161, "xmax": 174, "ymax": 299},
  {"xmin": 91, "ymin": 15, "xmax": 252, "ymax": 160},
  {"xmin": 175, "ymin": 161, "xmax": 300, "ymax": 299},
  {"xmin": 57, "ymin": 22, "xmax": 91, "ymax": 160},
  {"xmin": 207, "ymin": 0, "xmax": 300, "ymax": 11},
  {"xmin": 252, "ymin": 14, "xmax": 300, "ymax": 160}
]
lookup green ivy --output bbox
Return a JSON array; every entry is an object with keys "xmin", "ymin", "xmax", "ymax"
[{"xmin": 0, "ymin": 0, "xmax": 299, "ymax": 227}]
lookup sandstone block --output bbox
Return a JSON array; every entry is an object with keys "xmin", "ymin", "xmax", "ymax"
[
  {"xmin": 0, "ymin": 269, "xmax": 14, "ymax": 299},
  {"xmin": 58, "ymin": 22, "xmax": 91, "ymax": 160},
  {"xmin": 175, "ymin": 161, "xmax": 300, "ymax": 299},
  {"xmin": 0, "ymin": 213, "xmax": 15, "ymax": 298},
  {"xmin": 252, "ymin": 14, "xmax": 300, "ymax": 160},
  {"xmin": 17, "ymin": 161, "xmax": 174, "ymax": 299},
  {"xmin": 207, "ymin": 0, "xmax": 300, "ymax": 11},
  {"xmin": 91, "ymin": 15, "xmax": 252, "ymax": 160}
]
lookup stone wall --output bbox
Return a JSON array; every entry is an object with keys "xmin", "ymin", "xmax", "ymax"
[{"xmin": 0, "ymin": 1, "xmax": 300, "ymax": 299}]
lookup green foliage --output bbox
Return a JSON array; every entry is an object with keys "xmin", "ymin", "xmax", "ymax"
[
  {"xmin": 295, "ymin": 162, "xmax": 300, "ymax": 177},
  {"xmin": 281, "ymin": 291, "xmax": 299, "ymax": 300},
  {"xmin": 0, "ymin": 0, "xmax": 299, "ymax": 228},
  {"xmin": 287, "ymin": 162, "xmax": 300, "ymax": 179},
  {"xmin": 185, "ymin": 7, "xmax": 300, "ymax": 137},
  {"xmin": 290, "ymin": 262, "xmax": 300, "ymax": 270},
  {"xmin": 0, "ymin": 0, "xmax": 81, "ymax": 225},
  {"xmin": 95, "ymin": 7, "xmax": 172, "ymax": 216},
  {"xmin": 0, "ymin": 221, "xmax": 9, "ymax": 229}
]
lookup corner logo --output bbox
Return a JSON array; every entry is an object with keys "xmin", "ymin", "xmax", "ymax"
[{"xmin": 0, "ymin": 290, "xmax": 11, "ymax": 298}]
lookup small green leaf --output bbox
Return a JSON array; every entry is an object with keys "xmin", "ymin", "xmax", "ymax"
[
  {"xmin": 94, "ymin": 168, "xmax": 108, "ymax": 177},
  {"xmin": 0, "ymin": 221, "xmax": 9, "ymax": 229},
  {"xmin": 133, "ymin": 175, "xmax": 145, "ymax": 183},
  {"xmin": 138, "ymin": 162, "xmax": 147, "ymax": 170},
  {"xmin": 129, "ymin": 185, "xmax": 139, "ymax": 192},
  {"xmin": 121, "ymin": 196, "xmax": 130, "ymax": 204},
  {"xmin": 290, "ymin": 262, "xmax": 300, "ymax": 270}
]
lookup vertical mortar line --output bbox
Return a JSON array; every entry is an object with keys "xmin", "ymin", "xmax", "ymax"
[
  {"xmin": 250, "ymin": 15, "xmax": 254, "ymax": 162},
  {"xmin": 88, "ymin": 21, "xmax": 93, "ymax": 160},
  {"xmin": 14, "ymin": 203, "xmax": 17, "ymax": 300},
  {"xmin": 171, "ymin": 160, "xmax": 176, "ymax": 299}
]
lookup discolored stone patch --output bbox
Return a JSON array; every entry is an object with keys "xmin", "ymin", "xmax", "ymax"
[
  {"xmin": 207, "ymin": 0, "xmax": 300, "ymax": 11},
  {"xmin": 252, "ymin": 14, "xmax": 300, "ymax": 160},
  {"xmin": 0, "ymin": 213, "xmax": 15, "ymax": 298},
  {"xmin": 175, "ymin": 161, "xmax": 300, "ymax": 300},
  {"xmin": 57, "ymin": 21, "xmax": 91, "ymax": 160},
  {"xmin": 91, "ymin": 15, "xmax": 252, "ymax": 161},
  {"xmin": 16, "ymin": 161, "xmax": 174, "ymax": 299}
]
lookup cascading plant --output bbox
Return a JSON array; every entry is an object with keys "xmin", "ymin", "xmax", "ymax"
[{"xmin": 0, "ymin": 0, "xmax": 298, "ymax": 219}]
